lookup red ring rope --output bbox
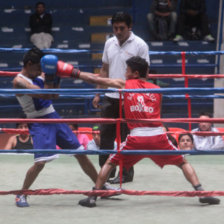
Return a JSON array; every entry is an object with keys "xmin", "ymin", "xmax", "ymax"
[{"xmin": 0, "ymin": 189, "xmax": 224, "ymax": 197}]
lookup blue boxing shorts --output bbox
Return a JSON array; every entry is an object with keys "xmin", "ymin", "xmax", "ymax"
[{"xmin": 29, "ymin": 111, "xmax": 83, "ymax": 163}]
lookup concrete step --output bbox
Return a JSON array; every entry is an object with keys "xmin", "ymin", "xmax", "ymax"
[
  {"xmin": 94, "ymin": 68, "xmax": 101, "ymax": 74},
  {"xmin": 91, "ymin": 32, "xmax": 112, "ymax": 43},
  {"xmin": 89, "ymin": 15, "xmax": 111, "ymax": 26},
  {"xmin": 91, "ymin": 53, "xmax": 103, "ymax": 60}
]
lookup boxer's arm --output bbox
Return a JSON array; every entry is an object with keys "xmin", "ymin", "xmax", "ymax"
[
  {"xmin": 13, "ymin": 75, "xmax": 58, "ymax": 99},
  {"xmin": 92, "ymin": 63, "xmax": 109, "ymax": 108},
  {"xmin": 98, "ymin": 62, "xmax": 109, "ymax": 87},
  {"xmin": 51, "ymin": 59, "xmax": 122, "ymax": 88},
  {"xmin": 79, "ymin": 71, "xmax": 125, "ymax": 89}
]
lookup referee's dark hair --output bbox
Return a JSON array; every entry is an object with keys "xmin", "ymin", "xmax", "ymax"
[{"xmin": 111, "ymin": 11, "xmax": 132, "ymax": 28}]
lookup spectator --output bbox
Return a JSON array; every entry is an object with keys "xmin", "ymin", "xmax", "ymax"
[
  {"xmin": 4, "ymin": 122, "xmax": 33, "ymax": 150},
  {"xmin": 87, "ymin": 125, "xmax": 117, "ymax": 151},
  {"xmin": 173, "ymin": 0, "xmax": 214, "ymax": 42},
  {"xmin": 178, "ymin": 133, "xmax": 194, "ymax": 150},
  {"xmin": 29, "ymin": 1, "xmax": 53, "ymax": 49},
  {"xmin": 92, "ymin": 12, "xmax": 150, "ymax": 184},
  {"xmin": 192, "ymin": 112, "xmax": 224, "ymax": 151},
  {"xmin": 69, "ymin": 124, "xmax": 90, "ymax": 150},
  {"xmin": 147, "ymin": 0, "xmax": 177, "ymax": 40}
]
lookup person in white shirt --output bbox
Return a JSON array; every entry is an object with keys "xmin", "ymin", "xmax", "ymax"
[
  {"xmin": 92, "ymin": 11, "xmax": 150, "ymax": 183},
  {"xmin": 192, "ymin": 112, "xmax": 224, "ymax": 151}
]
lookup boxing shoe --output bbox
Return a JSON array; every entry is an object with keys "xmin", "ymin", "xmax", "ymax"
[
  {"xmin": 109, "ymin": 175, "xmax": 126, "ymax": 184},
  {"xmin": 15, "ymin": 195, "xmax": 29, "ymax": 207},
  {"xmin": 101, "ymin": 182, "xmax": 121, "ymax": 199},
  {"xmin": 109, "ymin": 167, "xmax": 134, "ymax": 184},
  {"xmin": 199, "ymin": 197, "xmax": 220, "ymax": 205},
  {"xmin": 102, "ymin": 182, "xmax": 121, "ymax": 191},
  {"xmin": 194, "ymin": 184, "xmax": 220, "ymax": 205},
  {"xmin": 79, "ymin": 195, "xmax": 97, "ymax": 208}
]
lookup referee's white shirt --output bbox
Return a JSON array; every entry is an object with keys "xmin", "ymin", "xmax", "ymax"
[{"xmin": 102, "ymin": 32, "xmax": 150, "ymax": 99}]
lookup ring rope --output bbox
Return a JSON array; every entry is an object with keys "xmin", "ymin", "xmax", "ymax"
[
  {"xmin": 1, "ymin": 149, "xmax": 224, "ymax": 155},
  {"xmin": 0, "ymin": 128, "xmax": 99, "ymax": 135},
  {"xmin": 2, "ymin": 71, "xmax": 224, "ymax": 78},
  {"xmin": 0, "ymin": 87, "xmax": 224, "ymax": 94},
  {"xmin": 0, "ymin": 189, "xmax": 224, "ymax": 197},
  {"xmin": 1, "ymin": 47, "xmax": 224, "ymax": 55},
  {"xmin": 1, "ymin": 93, "xmax": 224, "ymax": 99},
  {"xmin": 0, "ymin": 63, "xmax": 218, "ymax": 71},
  {"xmin": 1, "ymin": 117, "xmax": 224, "ymax": 124},
  {"xmin": 1, "ymin": 128, "xmax": 223, "ymax": 137}
]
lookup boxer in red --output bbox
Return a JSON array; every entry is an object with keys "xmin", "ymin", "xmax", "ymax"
[{"xmin": 41, "ymin": 55, "xmax": 220, "ymax": 207}]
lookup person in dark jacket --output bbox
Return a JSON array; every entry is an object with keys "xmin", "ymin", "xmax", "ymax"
[
  {"xmin": 29, "ymin": 2, "xmax": 53, "ymax": 49},
  {"xmin": 147, "ymin": 0, "xmax": 177, "ymax": 40},
  {"xmin": 173, "ymin": 0, "xmax": 214, "ymax": 42}
]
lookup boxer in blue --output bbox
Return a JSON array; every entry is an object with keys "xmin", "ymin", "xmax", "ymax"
[{"xmin": 13, "ymin": 47, "xmax": 99, "ymax": 207}]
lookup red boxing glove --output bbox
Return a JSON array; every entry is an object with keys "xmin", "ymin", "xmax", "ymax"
[{"xmin": 57, "ymin": 61, "xmax": 80, "ymax": 78}]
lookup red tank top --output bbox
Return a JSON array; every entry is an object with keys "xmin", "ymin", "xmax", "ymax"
[{"xmin": 124, "ymin": 79, "xmax": 162, "ymax": 130}]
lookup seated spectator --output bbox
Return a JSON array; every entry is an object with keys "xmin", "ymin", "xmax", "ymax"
[
  {"xmin": 173, "ymin": 0, "xmax": 214, "ymax": 42},
  {"xmin": 87, "ymin": 125, "xmax": 117, "ymax": 151},
  {"xmin": 69, "ymin": 124, "xmax": 90, "ymax": 150},
  {"xmin": 29, "ymin": 2, "xmax": 53, "ymax": 49},
  {"xmin": 192, "ymin": 112, "xmax": 224, "ymax": 151},
  {"xmin": 178, "ymin": 133, "xmax": 194, "ymax": 150},
  {"xmin": 147, "ymin": 0, "xmax": 177, "ymax": 40},
  {"xmin": 4, "ymin": 122, "xmax": 33, "ymax": 150}
]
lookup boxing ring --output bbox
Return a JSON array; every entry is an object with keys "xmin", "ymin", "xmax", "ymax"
[{"xmin": 0, "ymin": 48, "xmax": 224, "ymax": 204}]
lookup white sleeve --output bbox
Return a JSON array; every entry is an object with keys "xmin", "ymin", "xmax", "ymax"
[
  {"xmin": 212, "ymin": 136, "xmax": 224, "ymax": 150},
  {"xmin": 86, "ymin": 140, "xmax": 97, "ymax": 151},
  {"xmin": 102, "ymin": 40, "xmax": 110, "ymax": 64},
  {"xmin": 211, "ymin": 128, "xmax": 224, "ymax": 150},
  {"xmin": 138, "ymin": 42, "xmax": 150, "ymax": 65}
]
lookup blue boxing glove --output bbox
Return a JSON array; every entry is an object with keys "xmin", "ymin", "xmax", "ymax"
[{"xmin": 41, "ymin": 55, "xmax": 60, "ymax": 85}]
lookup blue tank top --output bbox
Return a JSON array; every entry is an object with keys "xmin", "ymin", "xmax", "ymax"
[{"xmin": 16, "ymin": 74, "xmax": 55, "ymax": 118}]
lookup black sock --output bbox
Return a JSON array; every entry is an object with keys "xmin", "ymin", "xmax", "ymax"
[{"xmin": 194, "ymin": 184, "xmax": 204, "ymax": 191}]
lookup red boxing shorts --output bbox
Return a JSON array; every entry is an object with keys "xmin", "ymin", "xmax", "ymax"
[{"xmin": 109, "ymin": 134, "xmax": 184, "ymax": 170}]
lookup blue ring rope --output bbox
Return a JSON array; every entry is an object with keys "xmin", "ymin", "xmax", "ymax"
[
  {"xmin": 0, "ymin": 63, "xmax": 218, "ymax": 71},
  {"xmin": 0, "ymin": 94, "xmax": 223, "ymax": 99},
  {"xmin": 0, "ymin": 87, "xmax": 224, "ymax": 95},
  {"xmin": 1, "ymin": 48, "xmax": 224, "ymax": 56},
  {"xmin": 0, "ymin": 149, "xmax": 224, "ymax": 155}
]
